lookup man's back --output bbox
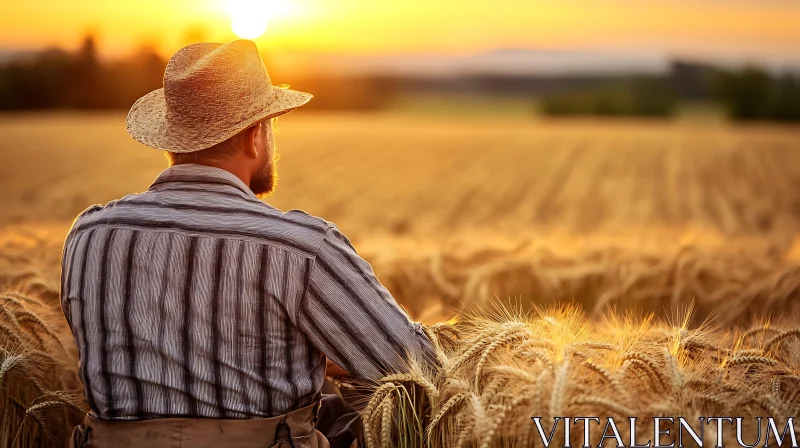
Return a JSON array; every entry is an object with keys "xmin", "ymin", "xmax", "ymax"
[{"xmin": 61, "ymin": 163, "xmax": 434, "ymax": 421}]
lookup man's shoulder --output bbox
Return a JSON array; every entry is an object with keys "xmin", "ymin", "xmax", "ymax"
[
  {"xmin": 69, "ymin": 200, "xmax": 115, "ymax": 227},
  {"xmin": 65, "ymin": 197, "xmax": 340, "ymax": 254},
  {"xmin": 65, "ymin": 199, "xmax": 122, "ymax": 238},
  {"xmin": 277, "ymin": 209, "xmax": 335, "ymax": 233}
]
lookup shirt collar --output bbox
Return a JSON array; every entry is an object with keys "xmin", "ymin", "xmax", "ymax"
[{"xmin": 148, "ymin": 164, "xmax": 258, "ymax": 198}]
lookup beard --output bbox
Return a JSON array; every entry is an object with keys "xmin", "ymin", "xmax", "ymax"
[
  {"xmin": 251, "ymin": 150, "xmax": 278, "ymax": 198},
  {"xmin": 250, "ymin": 121, "xmax": 279, "ymax": 198}
]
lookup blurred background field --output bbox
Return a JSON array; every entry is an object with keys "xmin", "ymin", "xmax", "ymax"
[{"xmin": 3, "ymin": 111, "xmax": 800, "ymax": 324}]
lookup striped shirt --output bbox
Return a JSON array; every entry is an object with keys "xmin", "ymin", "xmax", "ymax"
[{"xmin": 60, "ymin": 163, "xmax": 434, "ymax": 421}]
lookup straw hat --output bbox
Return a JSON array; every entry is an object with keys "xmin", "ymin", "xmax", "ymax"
[{"xmin": 126, "ymin": 39, "xmax": 312, "ymax": 153}]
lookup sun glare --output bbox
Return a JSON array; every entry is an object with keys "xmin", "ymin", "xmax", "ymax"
[{"xmin": 226, "ymin": 0, "xmax": 294, "ymax": 39}]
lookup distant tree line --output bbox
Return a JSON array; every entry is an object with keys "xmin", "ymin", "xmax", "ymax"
[
  {"xmin": 0, "ymin": 36, "xmax": 395, "ymax": 113},
  {"xmin": 539, "ymin": 63, "xmax": 800, "ymax": 121},
  {"xmin": 716, "ymin": 67, "xmax": 800, "ymax": 121},
  {"xmin": 0, "ymin": 37, "xmax": 798, "ymax": 121},
  {"xmin": 540, "ymin": 77, "xmax": 677, "ymax": 118},
  {"xmin": 0, "ymin": 37, "xmax": 165, "ymax": 110}
]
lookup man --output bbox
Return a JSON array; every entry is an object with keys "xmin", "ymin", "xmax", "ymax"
[{"xmin": 60, "ymin": 39, "xmax": 435, "ymax": 448}]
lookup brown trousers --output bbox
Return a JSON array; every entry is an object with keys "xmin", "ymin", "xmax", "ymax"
[{"xmin": 69, "ymin": 402, "xmax": 329, "ymax": 448}]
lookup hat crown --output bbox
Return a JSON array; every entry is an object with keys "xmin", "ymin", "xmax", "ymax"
[
  {"xmin": 126, "ymin": 39, "xmax": 312, "ymax": 153},
  {"xmin": 163, "ymin": 40, "xmax": 273, "ymax": 124}
]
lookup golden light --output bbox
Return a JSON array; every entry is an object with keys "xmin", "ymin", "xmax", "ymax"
[{"xmin": 226, "ymin": 0, "xmax": 295, "ymax": 39}]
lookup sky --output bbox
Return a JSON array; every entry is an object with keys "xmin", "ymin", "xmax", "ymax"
[{"xmin": 2, "ymin": 0, "xmax": 800, "ymax": 68}]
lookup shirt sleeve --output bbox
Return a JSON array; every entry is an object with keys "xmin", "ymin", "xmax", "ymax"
[{"xmin": 295, "ymin": 226, "xmax": 436, "ymax": 379}]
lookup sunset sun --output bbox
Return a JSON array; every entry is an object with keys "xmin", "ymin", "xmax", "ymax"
[{"xmin": 227, "ymin": 0, "xmax": 294, "ymax": 39}]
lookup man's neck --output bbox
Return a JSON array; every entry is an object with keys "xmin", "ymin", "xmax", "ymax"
[{"xmin": 174, "ymin": 161, "xmax": 252, "ymax": 189}]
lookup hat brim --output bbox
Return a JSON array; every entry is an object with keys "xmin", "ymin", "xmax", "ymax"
[{"xmin": 126, "ymin": 87, "xmax": 313, "ymax": 153}]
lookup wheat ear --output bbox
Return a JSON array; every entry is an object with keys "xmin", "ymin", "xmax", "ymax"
[
  {"xmin": 583, "ymin": 359, "xmax": 628, "ymax": 400},
  {"xmin": 517, "ymin": 349, "xmax": 555, "ymax": 370},
  {"xmin": 363, "ymin": 382, "xmax": 398, "ymax": 424},
  {"xmin": 518, "ymin": 339, "xmax": 555, "ymax": 351},
  {"xmin": 431, "ymin": 322, "xmax": 461, "ymax": 339},
  {"xmin": 15, "ymin": 310, "xmax": 60, "ymax": 339},
  {"xmin": 423, "ymin": 325, "xmax": 452, "ymax": 366},
  {"xmin": 490, "ymin": 365, "xmax": 538, "ymax": 383},
  {"xmin": 663, "ymin": 349, "xmax": 684, "ymax": 390},
  {"xmin": 480, "ymin": 375, "xmax": 507, "ymax": 402},
  {"xmin": 764, "ymin": 329, "xmax": 800, "ymax": 353},
  {"xmin": 455, "ymin": 393, "xmax": 485, "ymax": 448},
  {"xmin": 575, "ymin": 342, "xmax": 619, "ymax": 351},
  {"xmin": 622, "ymin": 352, "xmax": 668, "ymax": 391},
  {"xmin": 549, "ymin": 362, "xmax": 570, "ymax": 417},
  {"xmin": 25, "ymin": 400, "xmax": 68, "ymax": 415},
  {"xmin": 5, "ymin": 291, "xmax": 46, "ymax": 307},
  {"xmin": 362, "ymin": 415, "xmax": 378, "ymax": 448},
  {"xmin": 0, "ymin": 294, "xmax": 25, "ymax": 310},
  {"xmin": 451, "ymin": 325, "xmax": 527, "ymax": 370},
  {"xmin": 726, "ymin": 355, "xmax": 780, "ymax": 367},
  {"xmin": 474, "ymin": 331, "xmax": 527, "ymax": 385},
  {"xmin": 533, "ymin": 369, "xmax": 551, "ymax": 415},
  {"xmin": 380, "ymin": 394, "xmax": 394, "ymax": 448},
  {"xmin": 0, "ymin": 353, "xmax": 24, "ymax": 386},
  {"xmin": 427, "ymin": 391, "xmax": 469, "ymax": 439},
  {"xmin": 380, "ymin": 373, "xmax": 438, "ymax": 401},
  {"xmin": 771, "ymin": 377, "xmax": 781, "ymax": 396},
  {"xmin": 741, "ymin": 326, "xmax": 780, "ymax": 343},
  {"xmin": 480, "ymin": 392, "xmax": 533, "ymax": 448}
]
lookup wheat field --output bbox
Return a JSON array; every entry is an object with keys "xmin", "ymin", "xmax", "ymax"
[
  {"xmin": 358, "ymin": 306, "xmax": 800, "ymax": 448},
  {"xmin": 1, "ymin": 113, "xmax": 800, "ymax": 446}
]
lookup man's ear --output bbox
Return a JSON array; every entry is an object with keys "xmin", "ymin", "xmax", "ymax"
[{"xmin": 241, "ymin": 123, "xmax": 260, "ymax": 159}]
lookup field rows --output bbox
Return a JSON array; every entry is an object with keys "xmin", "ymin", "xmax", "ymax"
[{"xmin": 2, "ymin": 114, "xmax": 800, "ymax": 247}]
